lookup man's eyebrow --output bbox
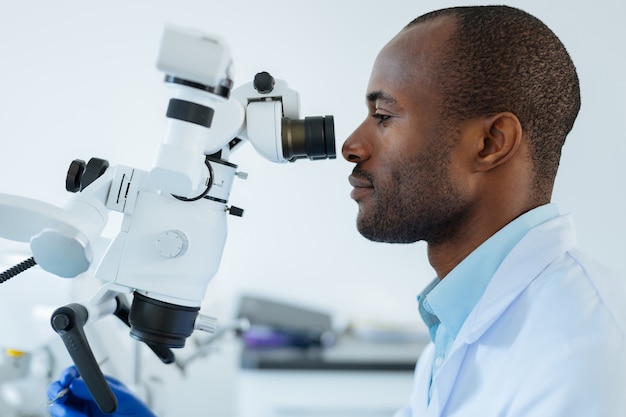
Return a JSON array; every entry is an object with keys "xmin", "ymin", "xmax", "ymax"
[{"xmin": 366, "ymin": 91, "xmax": 397, "ymax": 106}]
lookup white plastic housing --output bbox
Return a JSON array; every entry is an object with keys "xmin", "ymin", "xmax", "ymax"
[
  {"xmin": 151, "ymin": 85, "xmax": 245, "ymax": 197},
  {"xmin": 245, "ymin": 100, "xmax": 284, "ymax": 163},
  {"xmin": 0, "ymin": 170, "xmax": 111, "ymax": 278},
  {"xmin": 156, "ymin": 25, "xmax": 233, "ymax": 89},
  {"xmin": 205, "ymin": 160, "xmax": 238, "ymax": 202},
  {"xmin": 96, "ymin": 190, "xmax": 227, "ymax": 307}
]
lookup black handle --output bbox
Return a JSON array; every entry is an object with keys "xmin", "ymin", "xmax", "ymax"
[{"xmin": 51, "ymin": 304, "xmax": 118, "ymax": 414}]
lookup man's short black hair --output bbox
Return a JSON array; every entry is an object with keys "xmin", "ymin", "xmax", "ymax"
[{"xmin": 407, "ymin": 6, "xmax": 581, "ymax": 195}]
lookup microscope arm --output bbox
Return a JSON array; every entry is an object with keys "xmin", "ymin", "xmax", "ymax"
[
  {"xmin": 0, "ymin": 164, "xmax": 111, "ymax": 278},
  {"xmin": 0, "ymin": 193, "xmax": 80, "ymax": 243}
]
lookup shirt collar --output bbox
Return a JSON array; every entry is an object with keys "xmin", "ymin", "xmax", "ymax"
[
  {"xmin": 418, "ymin": 203, "xmax": 560, "ymax": 340},
  {"xmin": 417, "ymin": 278, "xmax": 440, "ymax": 341}
]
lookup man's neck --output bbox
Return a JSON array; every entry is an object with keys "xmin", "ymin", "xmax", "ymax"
[{"xmin": 426, "ymin": 204, "xmax": 541, "ymax": 279}]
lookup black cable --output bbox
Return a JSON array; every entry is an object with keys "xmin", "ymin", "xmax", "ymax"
[
  {"xmin": 0, "ymin": 257, "xmax": 37, "ymax": 283},
  {"xmin": 172, "ymin": 156, "xmax": 215, "ymax": 202}
]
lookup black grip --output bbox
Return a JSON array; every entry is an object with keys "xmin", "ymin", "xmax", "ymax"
[{"xmin": 51, "ymin": 304, "xmax": 118, "ymax": 414}]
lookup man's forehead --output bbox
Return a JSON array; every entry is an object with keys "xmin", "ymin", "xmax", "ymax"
[{"xmin": 365, "ymin": 17, "xmax": 455, "ymax": 102}]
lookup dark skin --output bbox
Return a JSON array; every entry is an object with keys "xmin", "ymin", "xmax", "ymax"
[{"xmin": 342, "ymin": 16, "xmax": 547, "ymax": 279}]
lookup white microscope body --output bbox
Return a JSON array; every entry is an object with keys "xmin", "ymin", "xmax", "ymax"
[{"xmin": 0, "ymin": 24, "xmax": 334, "ymax": 413}]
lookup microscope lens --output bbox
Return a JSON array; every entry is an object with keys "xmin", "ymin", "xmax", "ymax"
[
  {"xmin": 128, "ymin": 292, "xmax": 199, "ymax": 348},
  {"xmin": 281, "ymin": 115, "xmax": 336, "ymax": 161}
]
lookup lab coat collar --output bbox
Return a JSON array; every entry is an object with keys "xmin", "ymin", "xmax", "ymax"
[
  {"xmin": 426, "ymin": 204, "xmax": 559, "ymax": 341},
  {"xmin": 426, "ymin": 213, "xmax": 577, "ymax": 416},
  {"xmin": 462, "ymin": 213, "xmax": 577, "ymax": 344}
]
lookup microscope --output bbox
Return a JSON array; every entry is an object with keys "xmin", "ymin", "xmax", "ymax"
[{"xmin": 0, "ymin": 25, "xmax": 335, "ymax": 413}]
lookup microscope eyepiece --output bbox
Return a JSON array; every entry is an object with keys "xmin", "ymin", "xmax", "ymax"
[{"xmin": 281, "ymin": 115, "xmax": 336, "ymax": 161}]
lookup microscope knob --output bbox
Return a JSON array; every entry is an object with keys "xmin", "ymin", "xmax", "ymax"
[
  {"xmin": 82, "ymin": 158, "xmax": 110, "ymax": 190},
  {"xmin": 253, "ymin": 71, "xmax": 275, "ymax": 94},
  {"xmin": 65, "ymin": 157, "xmax": 110, "ymax": 193},
  {"xmin": 155, "ymin": 229, "xmax": 189, "ymax": 258},
  {"xmin": 194, "ymin": 314, "xmax": 218, "ymax": 334},
  {"xmin": 66, "ymin": 159, "xmax": 86, "ymax": 192},
  {"xmin": 51, "ymin": 313, "xmax": 71, "ymax": 331},
  {"xmin": 227, "ymin": 205, "xmax": 244, "ymax": 217}
]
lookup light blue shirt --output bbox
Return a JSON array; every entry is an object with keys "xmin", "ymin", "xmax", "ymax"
[{"xmin": 417, "ymin": 203, "xmax": 559, "ymax": 399}]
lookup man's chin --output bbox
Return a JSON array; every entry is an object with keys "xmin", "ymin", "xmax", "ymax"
[{"xmin": 356, "ymin": 219, "xmax": 417, "ymax": 244}]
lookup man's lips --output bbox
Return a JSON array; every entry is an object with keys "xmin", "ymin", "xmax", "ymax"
[{"xmin": 349, "ymin": 174, "xmax": 374, "ymax": 200}]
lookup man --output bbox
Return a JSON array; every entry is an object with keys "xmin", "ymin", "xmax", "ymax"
[
  {"xmin": 48, "ymin": 5, "xmax": 626, "ymax": 417},
  {"xmin": 343, "ymin": 5, "xmax": 626, "ymax": 417}
]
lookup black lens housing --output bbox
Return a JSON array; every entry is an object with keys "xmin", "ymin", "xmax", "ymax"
[
  {"xmin": 281, "ymin": 115, "xmax": 336, "ymax": 161},
  {"xmin": 128, "ymin": 292, "xmax": 199, "ymax": 348}
]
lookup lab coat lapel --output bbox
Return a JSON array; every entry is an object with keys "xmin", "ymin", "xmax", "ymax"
[
  {"xmin": 463, "ymin": 214, "xmax": 576, "ymax": 343},
  {"xmin": 428, "ymin": 343, "xmax": 469, "ymax": 416},
  {"xmin": 406, "ymin": 342, "xmax": 461, "ymax": 417},
  {"xmin": 411, "ymin": 343, "xmax": 434, "ymax": 415},
  {"xmin": 426, "ymin": 214, "xmax": 577, "ymax": 416}
]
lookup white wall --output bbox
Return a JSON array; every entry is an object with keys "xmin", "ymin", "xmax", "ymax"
[{"xmin": 0, "ymin": 0, "xmax": 624, "ymax": 413}]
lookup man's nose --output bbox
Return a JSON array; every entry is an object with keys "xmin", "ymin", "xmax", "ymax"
[{"xmin": 342, "ymin": 125, "xmax": 369, "ymax": 163}]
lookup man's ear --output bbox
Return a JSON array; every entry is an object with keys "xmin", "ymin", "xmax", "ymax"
[{"xmin": 475, "ymin": 112, "xmax": 523, "ymax": 172}]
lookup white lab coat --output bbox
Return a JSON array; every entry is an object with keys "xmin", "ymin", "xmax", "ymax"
[{"xmin": 396, "ymin": 214, "xmax": 626, "ymax": 417}]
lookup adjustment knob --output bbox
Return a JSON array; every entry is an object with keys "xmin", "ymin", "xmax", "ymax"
[
  {"xmin": 155, "ymin": 230, "xmax": 189, "ymax": 258},
  {"xmin": 194, "ymin": 314, "xmax": 218, "ymax": 334},
  {"xmin": 227, "ymin": 206, "xmax": 244, "ymax": 217},
  {"xmin": 65, "ymin": 158, "xmax": 110, "ymax": 192},
  {"xmin": 82, "ymin": 158, "xmax": 110, "ymax": 190},
  {"xmin": 66, "ymin": 159, "xmax": 86, "ymax": 193},
  {"xmin": 51, "ymin": 313, "xmax": 71, "ymax": 331},
  {"xmin": 253, "ymin": 71, "xmax": 275, "ymax": 94}
]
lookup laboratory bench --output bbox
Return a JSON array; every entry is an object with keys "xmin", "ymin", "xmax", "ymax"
[{"xmin": 235, "ymin": 334, "xmax": 428, "ymax": 417}]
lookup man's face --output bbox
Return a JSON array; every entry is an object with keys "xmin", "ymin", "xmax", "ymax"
[{"xmin": 342, "ymin": 20, "xmax": 473, "ymax": 245}]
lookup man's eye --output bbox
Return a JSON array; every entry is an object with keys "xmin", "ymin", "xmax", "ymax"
[{"xmin": 372, "ymin": 114, "xmax": 391, "ymax": 124}]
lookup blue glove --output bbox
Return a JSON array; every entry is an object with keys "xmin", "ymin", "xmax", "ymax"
[{"xmin": 47, "ymin": 365, "xmax": 157, "ymax": 417}]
